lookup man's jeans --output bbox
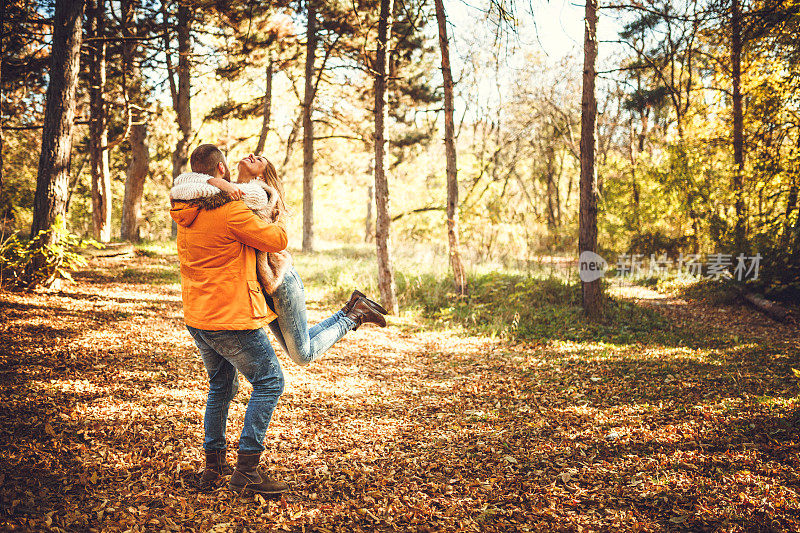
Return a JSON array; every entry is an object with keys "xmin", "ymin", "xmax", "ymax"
[
  {"xmin": 265, "ymin": 266, "xmax": 356, "ymax": 366},
  {"xmin": 187, "ymin": 326, "xmax": 284, "ymax": 453}
]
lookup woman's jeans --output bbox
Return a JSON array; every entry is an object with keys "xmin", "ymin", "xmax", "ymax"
[
  {"xmin": 187, "ymin": 326, "xmax": 284, "ymax": 453},
  {"xmin": 265, "ymin": 266, "xmax": 356, "ymax": 366}
]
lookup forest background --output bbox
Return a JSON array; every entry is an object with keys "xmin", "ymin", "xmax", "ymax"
[
  {"xmin": 3, "ymin": 1, "xmax": 800, "ymax": 530},
  {"xmin": 2, "ymin": 0, "xmax": 800, "ymax": 306}
]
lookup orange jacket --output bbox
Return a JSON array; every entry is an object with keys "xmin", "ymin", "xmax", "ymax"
[{"xmin": 170, "ymin": 199, "xmax": 288, "ymax": 329}]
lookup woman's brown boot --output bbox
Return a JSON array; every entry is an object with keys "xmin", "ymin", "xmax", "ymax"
[
  {"xmin": 229, "ymin": 452, "xmax": 289, "ymax": 495},
  {"xmin": 345, "ymin": 297, "xmax": 388, "ymax": 330},
  {"xmin": 341, "ymin": 290, "xmax": 389, "ymax": 315},
  {"xmin": 200, "ymin": 449, "xmax": 233, "ymax": 489}
]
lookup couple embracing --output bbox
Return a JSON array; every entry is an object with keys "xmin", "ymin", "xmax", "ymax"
[{"xmin": 169, "ymin": 144, "xmax": 387, "ymax": 495}]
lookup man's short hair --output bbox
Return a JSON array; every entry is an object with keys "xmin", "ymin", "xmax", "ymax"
[{"xmin": 190, "ymin": 144, "xmax": 224, "ymax": 175}]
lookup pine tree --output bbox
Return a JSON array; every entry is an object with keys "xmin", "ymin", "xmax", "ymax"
[
  {"xmin": 579, "ymin": 0, "xmax": 602, "ymax": 319},
  {"xmin": 27, "ymin": 0, "xmax": 86, "ymax": 284}
]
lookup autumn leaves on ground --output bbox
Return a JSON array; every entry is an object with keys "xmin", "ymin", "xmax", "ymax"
[{"xmin": 1, "ymin": 248, "xmax": 799, "ymax": 532}]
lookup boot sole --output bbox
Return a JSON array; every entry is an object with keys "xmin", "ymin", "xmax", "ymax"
[
  {"xmin": 230, "ymin": 483, "xmax": 288, "ymax": 495},
  {"xmin": 352, "ymin": 315, "xmax": 387, "ymax": 330}
]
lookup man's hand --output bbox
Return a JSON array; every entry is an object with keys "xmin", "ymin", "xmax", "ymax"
[{"xmin": 213, "ymin": 179, "xmax": 244, "ymax": 200}]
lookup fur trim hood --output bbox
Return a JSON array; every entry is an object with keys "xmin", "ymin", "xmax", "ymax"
[
  {"xmin": 170, "ymin": 171, "xmax": 233, "ymax": 211},
  {"xmin": 185, "ymin": 193, "xmax": 232, "ymax": 210}
]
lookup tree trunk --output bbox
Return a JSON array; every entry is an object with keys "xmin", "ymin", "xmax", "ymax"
[
  {"xmin": 119, "ymin": 0, "xmax": 149, "ymax": 242},
  {"xmin": 792, "ymin": 202, "xmax": 800, "ymax": 265},
  {"xmin": 88, "ymin": 0, "xmax": 111, "ymax": 243},
  {"xmin": 545, "ymin": 142, "xmax": 558, "ymax": 230},
  {"xmin": 283, "ymin": 113, "xmax": 301, "ymax": 168},
  {"xmin": 120, "ymin": 122, "xmax": 148, "ymax": 241},
  {"xmin": 791, "ymin": 136, "xmax": 800, "ymax": 263},
  {"xmin": 783, "ymin": 135, "xmax": 800, "ymax": 251},
  {"xmin": 783, "ymin": 179, "xmax": 797, "ymax": 249},
  {"xmin": 29, "ymin": 0, "xmax": 84, "ymax": 246},
  {"xmin": 302, "ymin": 1, "xmax": 316, "ymax": 252},
  {"xmin": 374, "ymin": 0, "xmax": 398, "ymax": 314},
  {"xmin": 0, "ymin": 22, "xmax": 4, "ymax": 203},
  {"xmin": 434, "ymin": 0, "xmax": 466, "ymax": 296},
  {"xmin": 170, "ymin": 2, "xmax": 191, "ymax": 238},
  {"xmin": 731, "ymin": 0, "xmax": 746, "ymax": 251},
  {"xmin": 628, "ymin": 112, "xmax": 645, "ymax": 229},
  {"xmin": 579, "ymin": 0, "xmax": 602, "ymax": 319},
  {"xmin": 255, "ymin": 55, "xmax": 273, "ymax": 154},
  {"xmin": 365, "ymin": 183, "xmax": 374, "ymax": 243}
]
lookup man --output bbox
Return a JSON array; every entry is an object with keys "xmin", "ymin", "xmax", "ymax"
[{"xmin": 170, "ymin": 143, "xmax": 289, "ymax": 495}]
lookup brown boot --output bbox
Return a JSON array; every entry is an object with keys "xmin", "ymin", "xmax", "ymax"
[
  {"xmin": 200, "ymin": 449, "xmax": 233, "ymax": 489},
  {"xmin": 345, "ymin": 297, "xmax": 388, "ymax": 330},
  {"xmin": 229, "ymin": 452, "xmax": 289, "ymax": 495},
  {"xmin": 341, "ymin": 290, "xmax": 389, "ymax": 315}
]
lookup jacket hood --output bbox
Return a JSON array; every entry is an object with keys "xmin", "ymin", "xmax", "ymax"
[
  {"xmin": 170, "ymin": 193, "xmax": 233, "ymax": 227},
  {"xmin": 170, "ymin": 202, "xmax": 201, "ymax": 227}
]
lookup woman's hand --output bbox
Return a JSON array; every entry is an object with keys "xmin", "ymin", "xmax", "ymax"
[{"xmin": 209, "ymin": 178, "xmax": 244, "ymax": 200}]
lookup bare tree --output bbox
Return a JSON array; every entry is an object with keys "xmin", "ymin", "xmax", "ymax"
[
  {"xmin": 29, "ymin": 0, "xmax": 85, "ymax": 244},
  {"xmin": 374, "ymin": 0, "xmax": 398, "ymax": 314},
  {"xmin": 618, "ymin": 1, "xmax": 705, "ymax": 249},
  {"xmin": 731, "ymin": 0, "xmax": 746, "ymax": 250},
  {"xmin": 120, "ymin": 0, "xmax": 149, "ymax": 242},
  {"xmin": 579, "ymin": 0, "xmax": 602, "ymax": 319},
  {"xmin": 302, "ymin": 0, "xmax": 316, "ymax": 251},
  {"xmin": 434, "ymin": 0, "xmax": 466, "ymax": 296},
  {"xmin": 165, "ymin": 2, "xmax": 191, "ymax": 238},
  {"xmin": 88, "ymin": 0, "xmax": 111, "ymax": 242},
  {"xmin": 255, "ymin": 54, "xmax": 273, "ymax": 154}
]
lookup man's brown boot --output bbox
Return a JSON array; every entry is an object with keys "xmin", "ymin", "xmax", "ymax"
[
  {"xmin": 340, "ymin": 290, "xmax": 389, "ymax": 315},
  {"xmin": 345, "ymin": 297, "xmax": 388, "ymax": 330},
  {"xmin": 229, "ymin": 452, "xmax": 289, "ymax": 495},
  {"xmin": 200, "ymin": 449, "xmax": 233, "ymax": 489}
]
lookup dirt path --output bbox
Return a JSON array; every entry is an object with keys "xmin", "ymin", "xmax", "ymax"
[
  {"xmin": 609, "ymin": 283, "xmax": 799, "ymax": 345},
  {"xmin": 1, "ymin": 255, "xmax": 799, "ymax": 532}
]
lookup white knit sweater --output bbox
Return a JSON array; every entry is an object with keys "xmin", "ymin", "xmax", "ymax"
[
  {"xmin": 170, "ymin": 172, "xmax": 292, "ymax": 294},
  {"xmin": 170, "ymin": 172, "xmax": 275, "ymax": 215}
]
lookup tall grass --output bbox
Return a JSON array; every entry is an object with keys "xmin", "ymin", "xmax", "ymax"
[
  {"xmin": 291, "ymin": 243, "xmax": 680, "ymax": 346},
  {"xmin": 135, "ymin": 240, "xmax": 178, "ymax": 257}
]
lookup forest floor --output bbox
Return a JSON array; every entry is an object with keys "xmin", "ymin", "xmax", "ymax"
[{"xmin": 1, "ymin": 250, "xmax": 800, "ymax": 532}]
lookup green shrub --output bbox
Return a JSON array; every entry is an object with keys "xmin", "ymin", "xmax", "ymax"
[
  {"xmin": 395, "ymin": 270, "xmax": 683, "ymax": 345},
  {"xmin": 0, "ymin": 216, "xmax": 100, "ymax": 289},
  {"xmin": 628, "ymin": 230, "xmax": 692, "ymax": 259},
  {"xmin": 287, "ymin": 244, "xmax": 684, "ymax": 345}
]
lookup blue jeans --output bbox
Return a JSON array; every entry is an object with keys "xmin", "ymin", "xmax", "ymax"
[
  {"xmin": 265, "ymin": 266, "xmax": 356, "ymax": 366},
  {"xmin": 187, "ymin": 326, "xmax": 284, "ymax": 453}
]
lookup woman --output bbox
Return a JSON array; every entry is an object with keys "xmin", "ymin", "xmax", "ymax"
[{"xmin": 171, "ymin": 153, "xmax": 388, "ymax": 367}]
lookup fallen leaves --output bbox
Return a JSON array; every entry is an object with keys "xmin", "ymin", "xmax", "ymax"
[{"xmin": 0, "ymin": 254, "xmax": 799, "ymax": 531}]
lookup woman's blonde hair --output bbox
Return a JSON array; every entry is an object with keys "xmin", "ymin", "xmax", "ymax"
[{"xmin": 260, "ymin": 157, "xmax": 289, "ymax": 221}]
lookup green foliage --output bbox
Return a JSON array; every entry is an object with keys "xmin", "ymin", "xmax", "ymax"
[
  {"xmin": 291, "ymin": 244, "xmax": 682, "ymax": 346},
  {"xmin": 628, "ymin": 231, "xmax": 692, "ymax": 258},
  {"xmin": 623, "ymin": 85, "xmax": 669, "ymax": 112},
  {"xmin": 672, "ymin": 277, "xmax": 741, "ymax": 307},
  {"xmin": 401, "ymin": 271, "xmax": 679, "ymax": 345},
  {"xmin": 744, "ymin": 239, "xmax": 800, "ymax": 303},
  {"xmin": 0, "ymin": 217, "xmax": 101, "ymax": 289},
  {"xmin": 3, "ymin": 0, "xmax": 797, "ymax": 292}
]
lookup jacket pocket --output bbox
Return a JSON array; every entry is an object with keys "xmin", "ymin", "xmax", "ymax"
[{"xmin": 247, "ymin": 280, "xmax": 269, "ymax": 318}]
